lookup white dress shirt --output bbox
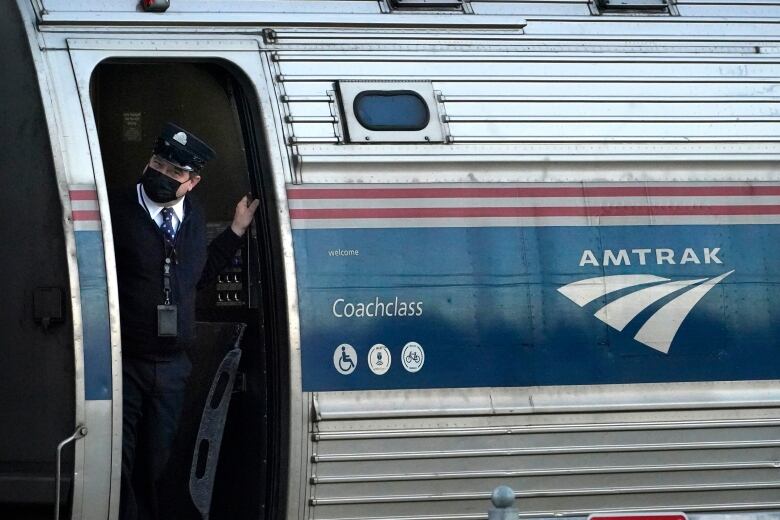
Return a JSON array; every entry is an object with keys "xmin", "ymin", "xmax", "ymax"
[{"xmin": 137, "ymin": 183, "xmax": 185, "ymax": 232}]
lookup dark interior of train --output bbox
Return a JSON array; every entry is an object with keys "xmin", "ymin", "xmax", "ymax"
[{"xmin": 91, "ymin": 61, "xmax": 287, "ymax": 519}]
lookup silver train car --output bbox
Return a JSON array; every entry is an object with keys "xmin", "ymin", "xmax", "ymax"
[{"xmin": 3, "ymin": 0, "xmax": 780, "ymax": 519}]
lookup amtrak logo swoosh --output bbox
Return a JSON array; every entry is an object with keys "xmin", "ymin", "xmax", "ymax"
[{"xmin": 557, "ymin": 271, "xmax": 734, "ymax": 353}]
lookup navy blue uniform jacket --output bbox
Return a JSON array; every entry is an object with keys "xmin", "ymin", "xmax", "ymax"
[{"xmin": 110, "ymin": 186, "xmax": 242, "ymax": 358}]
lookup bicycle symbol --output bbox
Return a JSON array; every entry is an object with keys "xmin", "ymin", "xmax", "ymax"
[{"xmin": 401, "ymin": 342, "xmax": 425, "ymax": 373}]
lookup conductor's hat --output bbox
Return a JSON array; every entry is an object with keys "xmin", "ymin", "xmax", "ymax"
[{"xmin": 152, "ymin": 123, "xmax": 216, "ymax": 172}]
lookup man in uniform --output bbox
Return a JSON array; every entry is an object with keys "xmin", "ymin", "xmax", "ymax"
[{"xmin": 110, "ymin": 123, "xmax": 259, "ymax": 520}]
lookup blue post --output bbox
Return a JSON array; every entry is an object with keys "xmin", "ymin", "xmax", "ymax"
[{"xmin": 488, "ymin": 485, "xmax": 518, "ymax": 520}]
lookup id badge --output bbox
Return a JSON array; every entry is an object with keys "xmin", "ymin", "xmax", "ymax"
[{"xmin": 157, "ymin": 304, "xmax": 178, "ymax": 337}]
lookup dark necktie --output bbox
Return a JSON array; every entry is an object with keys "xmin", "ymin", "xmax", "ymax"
[{"xmin": 160, "ymin": 207, "xmax": 176, "ymax": 247}]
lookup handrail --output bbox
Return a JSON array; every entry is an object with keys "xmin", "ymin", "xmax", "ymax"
[{"xmin": 54, "ymin": 425, "xmax": 88, "ymax": 520}]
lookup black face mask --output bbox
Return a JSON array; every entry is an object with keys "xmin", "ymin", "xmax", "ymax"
[{"xmin": 141, "ymin": 166, "xmax": 182, "ymax": 204}]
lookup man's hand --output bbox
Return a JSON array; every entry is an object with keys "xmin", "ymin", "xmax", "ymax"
[{"xmin": 230, "ymin": 195, "xmax": 260, "ymax": 236}]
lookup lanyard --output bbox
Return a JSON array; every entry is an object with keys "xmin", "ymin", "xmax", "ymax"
[
  {"xmin": 139, "ymin": 185, "xmax": 178, "ymax": 305},
  {"xmin": 162, "ymin": 257, "xmax": 172, "ymax": 305}
]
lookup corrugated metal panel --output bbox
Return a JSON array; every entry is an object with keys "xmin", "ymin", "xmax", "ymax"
[
  {"xmin": 40, "ymin": 0, "xmax": 381, "ymax": 14},
  {"xmin": 308, "ymin": 402, "xmax": 780, "ymax": 519},
  {"xmin": 474, "ymin": 1, "xmax": 592, "ymax": 17},
  {"xmin": 35, "ymin": 0, "xmax": 780, "ymax": 20},
  {"xmin": 33, "ymin": 0, "xmax": 780, "ymax": 33},
  {"xmin": 472, "ymin": 0, "xmax": 780, "ymax": 19},
  {"xmin": 274, "ymin": 49, "xmax": 780, "ymax": 152}
]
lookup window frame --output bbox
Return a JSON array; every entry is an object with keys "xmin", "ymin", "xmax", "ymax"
[
  {"xmin": 385, "ymin": 0, "xmax": 467, "ymax": 12},
  {"xmin": 589, "ymin": 0, "xmax": 678, "ymax": 15},
  {"xmin": 338, "ymin": 81, "xmax": 446, "ymax": 144}
]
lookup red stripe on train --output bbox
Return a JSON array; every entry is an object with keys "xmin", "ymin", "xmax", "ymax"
[
  {"xmin": 69, "ymin": 190, "xmax": 98, "ymax": 201},
  {"xmin": 290, "ymin": 205, "xmax": 780, "ymax": 219},
  {"xmin": 72, "ymin": 210, "xmax": 100, "ymax": 221},
  {"xmin": 287, "ymin": 186, "xmax": 780, "ymax": 200}
]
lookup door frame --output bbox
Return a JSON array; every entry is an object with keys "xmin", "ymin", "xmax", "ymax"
[{"xmin": 67, "ymin": 38, "xmax": 299, "ymax": 520}]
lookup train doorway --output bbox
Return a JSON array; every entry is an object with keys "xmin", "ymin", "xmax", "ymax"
[{"xmin": 90, "ymin": 61, "xmax": 288, "ymax": 519}]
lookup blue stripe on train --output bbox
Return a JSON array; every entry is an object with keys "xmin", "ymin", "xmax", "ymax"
[
  {"xmin": 75, "ymin": 231, "xmax": 111, "ymax": 400},
  {"xmin": 294, "ymin": 224, "xmax": 780, "ymax": 392}
]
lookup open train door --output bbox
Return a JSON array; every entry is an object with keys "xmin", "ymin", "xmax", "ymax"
[
  {"xmin": 0, "ymin": 4, "xmax": 77, "ymax": 520},
  {"xmin": 68, "ymin": 39, "xmax": 290, "ymax": 520}
]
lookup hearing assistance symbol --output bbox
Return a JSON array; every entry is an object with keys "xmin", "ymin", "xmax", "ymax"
[
  {"xmin": 333, "ymin": 344, "xmax": 357, "ymax": 375},
  {"xmin": 368, "ymin": 344, "xmax": 391, "ymax": 375}
]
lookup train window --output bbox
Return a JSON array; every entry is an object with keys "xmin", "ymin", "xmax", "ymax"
[
  {"xmin": 590, "ymin": 0, "xmax": 676, "ymax": 14},
  {"xmin": 339, "ymin": 81, "xmax": 446, "ymax": 143},
  {"xmin": 353, "ymin": 91, "xmax": 430, "ymax": 131},
  {"xmin": 385, "ymin": 0, "xmax": 467, "ymax": 11}
]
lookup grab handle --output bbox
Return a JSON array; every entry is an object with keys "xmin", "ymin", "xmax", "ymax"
[{"xmin": 54, "ymin": 425, "xmax": 87, "ymax": 520}]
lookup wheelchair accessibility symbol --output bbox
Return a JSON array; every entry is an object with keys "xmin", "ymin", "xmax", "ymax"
[{"xmin": 333, "ymin": 344, "xmax": 357, "ymax": 375}]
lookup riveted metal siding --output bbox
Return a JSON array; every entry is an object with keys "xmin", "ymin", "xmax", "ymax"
[
  {"xmin": 309, "ymin": 404, "xmax": 780, "ymax": 519},
  {"xmin": 275, "ymin": 47, "xmax": 780, "ymax": 184},
  {"xmin": 274, "ymin": 6, "xmax": 780, "ymax": 520}
]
